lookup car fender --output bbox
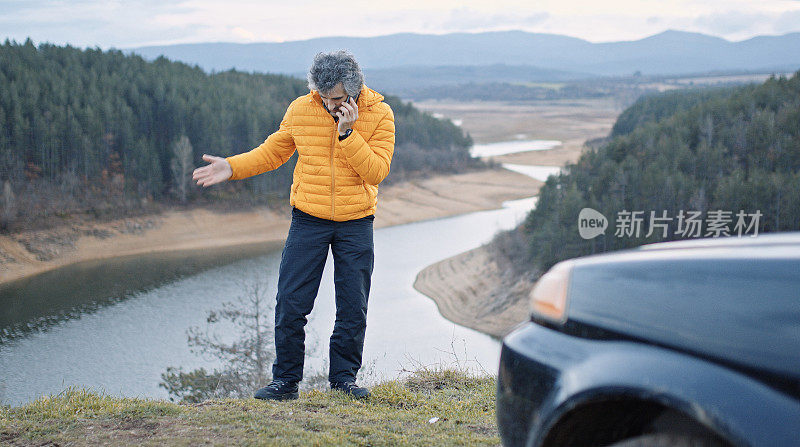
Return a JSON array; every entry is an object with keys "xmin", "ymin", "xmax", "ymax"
[{"xmin": 530, "ymin": 340, "xmax": 800, "ymax": 447}]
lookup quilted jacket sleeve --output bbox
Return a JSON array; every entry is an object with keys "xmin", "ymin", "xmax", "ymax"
[
  {"xmin": 225, "ymin": 106, "xmax": 296, "ymax": 180},
  {"xmin": 338, "ymin": 105, "xmax": 395, "ymax": 185}
]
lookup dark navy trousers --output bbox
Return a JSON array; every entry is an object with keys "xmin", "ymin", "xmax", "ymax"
[{"xmin": 272, "ymin": 207, "xmax": 374, "ymax": 384}]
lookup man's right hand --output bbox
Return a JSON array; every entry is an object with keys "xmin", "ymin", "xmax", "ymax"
[{"xmin": 193, "ymin": 154, "xmax": 233, "ymax": 187}]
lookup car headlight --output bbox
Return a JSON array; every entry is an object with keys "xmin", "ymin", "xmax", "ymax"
[{"xmin": 529, "ymin": 260, "xmax": 573, "ymax": 324}]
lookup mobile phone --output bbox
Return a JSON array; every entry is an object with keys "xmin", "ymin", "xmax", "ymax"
[
  {"xmin": 329, "ymin": 95, "xmax": 357, "ymax": 115},
  {"xmin": 338, "ymin": 95, "xmax": 356, "ymax": 113}
]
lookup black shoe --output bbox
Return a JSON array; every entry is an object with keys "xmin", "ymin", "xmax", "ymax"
[
  {"xmin": 254, "ymin": 379, "xmax": 299, "ymax": 401},
  {"xmin": 330, "ymin": 381, "xmax": 370, "ymax": 398}
]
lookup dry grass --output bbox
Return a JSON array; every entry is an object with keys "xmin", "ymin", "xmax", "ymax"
[{"xmin": 0, "ymin": 369, "xmax": 500, "ymax": 446}]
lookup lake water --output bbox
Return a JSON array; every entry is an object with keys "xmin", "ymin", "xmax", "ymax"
[
  {"xmin": 502, "ymin": 163, "xmax": 562, "ymax": 182},
  {"xmin": 0, "ymin": 143, "xmax": 558, "ymax": 406},
  {"xmin": 471, "ymin": 139, "xmax": 561, "ymax": 158},
  {"xmin": 0, "ymin": 196, "xmax": 538, "ymax": 407}
]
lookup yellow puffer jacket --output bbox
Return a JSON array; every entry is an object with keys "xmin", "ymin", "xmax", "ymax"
[{"xmin": 226, "ymin": 85, "xmax": 395, "ymax": 221}]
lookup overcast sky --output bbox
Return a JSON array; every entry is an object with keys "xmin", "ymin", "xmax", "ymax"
[{"xmin": 3, "ymin": 0, "xmax": 800, "ymax": 48}]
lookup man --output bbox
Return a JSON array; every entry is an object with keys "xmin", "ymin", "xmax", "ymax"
[{"xmin": 192, "ymin": 50, "xmax": 394, "ymax": 400}]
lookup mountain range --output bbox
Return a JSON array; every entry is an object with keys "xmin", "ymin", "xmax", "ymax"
[
  {"xmin": 130, "ymin": 30, "xmax": 800, "ymax": 77},
  {"xmin": 128, "ymin": 30, "xmax": 800, "ymax": 96}
]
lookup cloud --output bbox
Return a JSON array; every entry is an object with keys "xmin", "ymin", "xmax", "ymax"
[
  {"xmin": 775, "ymin": 10, "xmax": 800, "ymax": 33},
  {"xmin": 0, "ymin": 0, "xmax": 200, "ymax": 47},
  {"xmin": 438, "ymin": 7, "xmax": 550, "ymax": 32},
  {"xmin": 693, "ymin": 11, "xmax": 770, "ymax": 35},
  {"xmin": 231, "ymin": 27, "xmax": 256, "ymax": 41},
  {"xmin": 1, "ymin": 0, "xmax": 40, "ymax": 15},
  {"xmin": 3, "ymin": 0, "xmax": 800, "ymax": 48}
]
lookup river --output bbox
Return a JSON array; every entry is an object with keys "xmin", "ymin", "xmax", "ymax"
[{"xmin": 0, "ymin": 140, "xmax": 559, "ymax": 406}]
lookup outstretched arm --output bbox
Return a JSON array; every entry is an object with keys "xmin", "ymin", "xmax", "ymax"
[
  {"xmin": 193, "ymin": 154, "xmax": 233, "ymax": 187},
  {"xmin": 225, "ymin": 106, "xmax": 296, "ymax": 180}
]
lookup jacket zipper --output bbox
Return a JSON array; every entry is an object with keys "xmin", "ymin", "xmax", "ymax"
[{"xmin": 330, "ymin": 125, "xmax": 337, "ymax": 220}]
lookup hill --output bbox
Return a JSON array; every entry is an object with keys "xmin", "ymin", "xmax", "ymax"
[
  {"xmin": 0, "ymin": 369, "xmax": 498, "ymax": 446},
  {"xmin": 512, "ymin": 71, "xmax": 800, "ymax": 271},
  {"xmin": 0, "ymin": 40, "xmax": 476, "ymax": 232},
  {"xmin": 129, "ymin": 30, "xmax": 800, "ymax": 85}
]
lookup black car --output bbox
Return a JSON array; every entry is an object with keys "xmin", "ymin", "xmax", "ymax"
[{"xmin": 496, "ymin": 233, "xmax": 800, "ymax": 447}]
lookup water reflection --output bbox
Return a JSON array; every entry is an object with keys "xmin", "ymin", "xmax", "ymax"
[{"xmin": 0, "ymin": 242, "xmax": 281, "ymax": 342}]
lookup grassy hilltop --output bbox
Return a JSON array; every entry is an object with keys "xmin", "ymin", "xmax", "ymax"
[{"xmin": 0, "ymin": 369, "xmax": 499, "ymax": 446}]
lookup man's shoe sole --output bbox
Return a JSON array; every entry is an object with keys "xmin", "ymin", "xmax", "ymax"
[{"xmin": 254, "ymin": 392, "xmax": 299, "ymax": 401}]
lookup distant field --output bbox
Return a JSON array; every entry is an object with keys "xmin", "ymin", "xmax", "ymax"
[
  {"xmin": 395, "ymin": 70, "xmax": 797, "ymax": 103},
  {"xmin": 669, "ymin": 72, "xmax": 795, "ymax": 85},
  {"xmin": 412, "ymin": 97, "xmax": 621, "ymax": 144},
  {"xmin": 408, "ymin": 72, "xmax": 790, "ymax": 150},
  {"xmin": 510, "ymin": 82, "xmax": 566, "ymax": 90},
  {"xmin": 633, "ymin": 71, "xmax": 796, "ymax": 93}
]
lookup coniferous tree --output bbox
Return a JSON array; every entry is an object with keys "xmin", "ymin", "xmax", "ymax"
[
  {"xmin": 170, "ymin": 135, "xmax": 193, "ymax": 204},
  {"xmin": 512, "ymin": 71, "xmax": 800, "ymax": 272},
  {"xmin": 0, "ymin": 40, "xmax": 477, "ymax": 230}
]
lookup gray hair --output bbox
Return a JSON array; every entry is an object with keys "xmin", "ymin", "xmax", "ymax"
[{"xmin": 307, "ymin": 50, "xmax": 364, "ymax": 96}]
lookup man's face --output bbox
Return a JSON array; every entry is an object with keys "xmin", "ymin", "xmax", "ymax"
[{"xmin": 319, "ymin": 83, "xmax": 348, "ymax": 116}]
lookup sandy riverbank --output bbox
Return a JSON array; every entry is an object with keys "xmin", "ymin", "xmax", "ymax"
[
  {"xmin": 0, "ymin": 167, "xmax": 541, "ymax": 285},
  {"xmin": 413, "ymin": 244, "xmax": 533, "ymax": 338},
  {"xmin": 411, "ymin": 99, "xmax": 620, "ymax": 337}
]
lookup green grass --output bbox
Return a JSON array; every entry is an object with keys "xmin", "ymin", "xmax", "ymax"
[{"xmin": 0, "ymin": 369, "xmax": 499, "ymax": 446}]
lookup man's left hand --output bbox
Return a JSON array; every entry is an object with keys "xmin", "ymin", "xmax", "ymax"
[{"xmin": 336, "ymin": 97, "xmax": 358, "ymax": 136}]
